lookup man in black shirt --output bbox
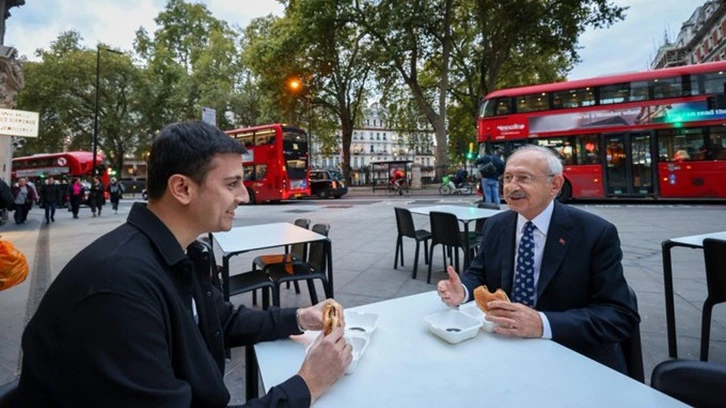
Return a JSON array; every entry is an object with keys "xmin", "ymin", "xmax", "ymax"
[{"xmin": 14, "ymin": 121, "xmax": 352, "ymax": 407}]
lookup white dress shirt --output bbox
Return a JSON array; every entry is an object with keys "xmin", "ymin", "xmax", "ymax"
[{"xmin": 461, "ymin": 200, "xmax": 555, "ymax": 339}]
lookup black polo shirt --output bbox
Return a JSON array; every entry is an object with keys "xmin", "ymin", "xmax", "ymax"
[{"xmin": 15, "ymin": 203, "xmax": 310, "ymax": 407}]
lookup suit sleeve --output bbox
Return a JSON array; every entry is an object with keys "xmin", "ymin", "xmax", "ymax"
[{"xmin": 543, "ymin": 223, "xmax": 639, "ymax": 349}]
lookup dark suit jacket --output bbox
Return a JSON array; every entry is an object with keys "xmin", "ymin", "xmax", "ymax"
[{"xmin": 461, "ymin": 201, "xmax": 639, "ymax": 372}]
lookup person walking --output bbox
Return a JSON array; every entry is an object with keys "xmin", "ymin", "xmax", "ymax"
[
  {"xmin": 68, "ymin": 178, "xmax": 84, "ymax": 219},
  {"xmin": 475, "ymin": 148, "xmax": 505, "ymax": 207},
  {"xmin": 11, "ymin": 178, "xmax": 38, "ymax": 224},
  {"xmin": 89, "ymin": 176, "xmax": 106, "ymax": 217},
  {"xmin": 107, "ymin": 177, "xmax": 124, "ymax": 214},
  {"xmin": 39, "ymin": 177, "xmax": 62, "ymax": 224}
]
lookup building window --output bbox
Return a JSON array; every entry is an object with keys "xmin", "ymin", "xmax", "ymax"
[{"xmin": 383, "ymin": 133, "xmax": 386, "ymax": 140}]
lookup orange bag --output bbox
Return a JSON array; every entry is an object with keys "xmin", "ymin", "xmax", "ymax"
[{"xmin": 0, "ymin": 240, "xmax": 29, "ymax": 291}]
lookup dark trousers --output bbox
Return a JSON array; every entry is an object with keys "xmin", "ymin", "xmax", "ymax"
[
  {"xmin": 14, "ymin": 203, "xmax": 31, "ymax": 223},
  {"xmin": 70, "ymin": 197, "xmax": 81, "ymax": 218},
  {"xmin": 44, "ymin": 201, "xmax": 57, "ymax": 222},
  {"xmin": 110, "ymin": 195, "xmax": 121, "ymax": 211}
]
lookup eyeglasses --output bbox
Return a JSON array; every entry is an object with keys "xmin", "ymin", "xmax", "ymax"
[{"xmin": 502, "ymin": 173, "xmax": 553, "ymax": 185}]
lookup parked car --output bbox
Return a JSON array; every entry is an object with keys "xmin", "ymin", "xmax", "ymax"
[{"xmin": 310, "ymin": 169, "xmax": 348, "ymax": 199}]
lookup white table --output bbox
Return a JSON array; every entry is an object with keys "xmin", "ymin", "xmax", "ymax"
[
  {"xmin": 661, "ymin": 231, "xmax": 726, "ymax": 358},
  {"xmin": 255, "ymin": 291, "xmax": 684, "ymax": 407},
  {"xmin": 211, "ymin": 222, "xmax": 331, "ymax": 400},
  {"xmin": 409, "ymin": 205, "xmax": 504, "ymax": 268}
]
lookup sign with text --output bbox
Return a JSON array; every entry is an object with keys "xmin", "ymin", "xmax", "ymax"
[
  {"xmin": 0, "ymin": 108, "xmax": 39, "ymax": 137},
  {"xmin": 201, "ymin": 107, "xmax": 216, "ymax": 126}
]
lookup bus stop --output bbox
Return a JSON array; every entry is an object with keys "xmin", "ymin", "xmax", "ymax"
[{"xmin": 369, "ymin": 160, "xmax": 412, "ymax": 193}]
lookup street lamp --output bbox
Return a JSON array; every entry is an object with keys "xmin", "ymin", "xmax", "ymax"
[{"xmin": 93, "ymin": 45, "xmax": 123, "ymax": 176}]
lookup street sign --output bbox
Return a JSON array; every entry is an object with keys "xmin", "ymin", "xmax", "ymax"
[
  {"xmin": 0, "ymin": 108, "xmax": 39, "ymax": 137},
  {"xmin": 201, "ymin": 107, "xmax": 216, "ymax": 126}
]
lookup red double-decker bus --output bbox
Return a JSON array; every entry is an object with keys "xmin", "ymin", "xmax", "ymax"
[
  {"xmin": 225, "ymin": 124, "xmax": 311, "ymax": 203},
  {"xmin": 11, "ymin": 151, "xmax": 110, "ymax": 185},
  {"xmin": 477, "ymin": 61, "xmax": 726, "ymax": 200}
]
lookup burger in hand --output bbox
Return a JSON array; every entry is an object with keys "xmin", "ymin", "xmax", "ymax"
[
  {"xmin": 322, "ymin": 300, "xmax": 343, "ymax": 335},
  {"xmin": 473, "ymin": 285, "xmax": 510, "ymax": 313}
]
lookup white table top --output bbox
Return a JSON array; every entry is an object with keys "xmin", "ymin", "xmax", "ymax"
[
  {"xmin": 668, "ymin": 231, "xmax": 726, "ymax": 248},
  {"xmin": 409, "ymin": 204, "xmax": 504, "ymax": 222},
  {"xmin": 211, "ymin": 222, "xmax": 326, "ymax": 256},
  {"xmin": 255, "ymin": 291, "xmax": 683, "ymax": 407}
]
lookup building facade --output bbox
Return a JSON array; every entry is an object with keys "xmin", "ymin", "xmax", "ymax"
[
  {"xmin": 651, "ymin": 0, "xmax": 726, "ymax": 69},
  {"xmin": 311, "ymin": 108, "xmax": 437, "ymax": 185}
]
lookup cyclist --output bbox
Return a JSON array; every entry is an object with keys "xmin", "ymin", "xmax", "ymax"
[
  {"xmin": 451, "ymin": 168, "xmax": 468, "ymax": 188},
  {"xmin": 391, "ymin": 168, "xmax": 406, "ymax": 187}
]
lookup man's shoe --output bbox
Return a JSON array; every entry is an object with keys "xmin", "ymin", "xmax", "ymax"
[{"xmin": 51, "ymin": 217, "xmax": 55, "ymax": 222}]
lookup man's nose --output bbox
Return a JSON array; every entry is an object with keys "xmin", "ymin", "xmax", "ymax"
[{"xmin": 237, "ymin": 187, "xmax": 249, "ymax": 205}]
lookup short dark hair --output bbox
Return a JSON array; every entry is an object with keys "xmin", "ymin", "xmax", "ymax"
[{"xmin": 146, "ymin": 121, "xmax": 246, "ymax": 200}]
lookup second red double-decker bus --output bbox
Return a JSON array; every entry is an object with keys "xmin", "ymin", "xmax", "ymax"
[
  {"xmin": 11, "ymin": 151, "xmax": 110, "ymax": 185},
  {"xmin": 477, "ymin": 61, "xmax": 726, "ymax": 200},
  {"xmin": 225, "ymin": 124, "xmax": 311, "ymax": 203}
]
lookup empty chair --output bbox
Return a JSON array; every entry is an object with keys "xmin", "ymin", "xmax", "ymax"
[
  {"xmin": 700, "ymin": 238, "xmax": 726, "ymax": 361},
  {"xmin": 197, "ymin": 239, "xmax": 274, "ymax": 308},
  {"xmin": 651, "ymin": 359, "xmax": 726, "ymax": 408},
  {"xmin": 0, "ymin": 378, "xmax": 18, "ymax": 408},
  {"xmin": 393, "ymin": 207, "xmax": 431, "ymax": 280},
  {"xmin": 467, "ymin": 201, "xmax": 501, "ymax": 256},
  {"xmin": 621, "ymin": 286, "xmax": 644, "ymax": 382},
  {"xmin": 427, "ymin": 211, "xmax": 467, "ymax": 284},
  {"xmin": 266, "ymin": 223, "xmax": 332, "ymax": 306}
]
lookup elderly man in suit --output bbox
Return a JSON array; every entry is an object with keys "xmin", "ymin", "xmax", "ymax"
[{"xmin": 437, "ymin": 144, "xmax": 639, "ymax": 373}]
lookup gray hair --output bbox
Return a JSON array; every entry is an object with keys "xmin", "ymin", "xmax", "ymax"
[{"xmin": 508, "ymin": 145, "xmax": 563, "ymax": 176}]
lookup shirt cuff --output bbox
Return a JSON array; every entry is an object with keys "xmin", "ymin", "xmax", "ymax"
[
  {"xmin": 461, "ymin": 284, "xmax": 470, "ymax": 304},
  {"xmin": 539, "ymin": 312, "xmax": 552, "ymax": 339}
]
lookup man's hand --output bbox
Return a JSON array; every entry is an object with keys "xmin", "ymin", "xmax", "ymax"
[
  {"xmin": 436, "ymin": 266, "xmax": 466, "ymax": 307},
  {"xmin": 297, "ymin": 299, "xmax": 345, "ymax": 332},
  {"xmin": 485, "ymin": 301, "xmax": 543, "ymax": 338},
  {"xmin": 297, "ymin": 327, "xmax": 352, "ymax": 402}
]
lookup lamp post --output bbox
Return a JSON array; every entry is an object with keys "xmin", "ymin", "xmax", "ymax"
[{"xmin": 93, "ymin": 45, "xmax": 123, "ymax": 176}]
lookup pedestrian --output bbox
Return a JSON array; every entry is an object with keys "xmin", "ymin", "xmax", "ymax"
[
  {"xmin": 39, "ymin": 177, "xmax": 62, "ymax": 224},
  {"xmin": 89, "ymin": 176, "xmax": 105, "ymax": 217},
  {"xmin": 68, "ymin": 178, "xmax": 84, "ymax": 219},
  {"xmin": 475, "ymin": 148, "xmax": 505, "ymax": 206},
  {"xmin": 107, "ymin": 177, "xmax": 124, "ymax": 214},
  {"xmin": 14, "ymin": 121, "xmax": 352, "ymax": 406},
  {"xmin": 11, "ymin": 178, "xmax": 37, "ymax": 224}
]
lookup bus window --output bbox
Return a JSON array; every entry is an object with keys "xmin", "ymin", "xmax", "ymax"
[
  {"xmin": 495, "ymin": 98, "xmax": 513, "ymax": 115},
  {"xmin": 255, "ymin": 129, "xmax": 276, "ymax": 146},
  {"xmin": 657, "ymin": 129, "xmax": 703, "ymax": 161},
  {"xmin": 243, "ymin": 165, "xmax": 254, "ymax": 181},
  {"xmin": 577, "ymin": 135, "xmax": 600, "ymax": 164},
  {"xmin": 652, "ymin": 76, "xmax": 683, "ymax": 99},
  {"xmin": 599, "ymin": 83, "xmax": 630, "ymax": 105},
  {"xmin": 704, "ymin": 127, "xmax": 726, "ymax": 160},
  {"xmin": 698, "ymin": 71, "xmax": 726, "ymax": 95},
  {"xmin": 480, "ymin": 99, "xmax": 496, "ymax": 117},
  {"xmin": 535, "ymin": 137, "xmax": 575, "ymax": 165},
  {"xmin": 255, "ymin": 164, "xmax": 268, "ymax": 180},
  {"xmin": 516, "ymin": 93, "xmax": 550, "ymax": 113},
  {"xmin": 553, "ymin": 88, "xmax": 595, "ymax": 108},
  {"xmin": 234, "ymin": 131, "xmax": 254, "ymax": 149}
]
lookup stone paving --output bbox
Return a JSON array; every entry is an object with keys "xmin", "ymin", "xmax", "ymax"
[{"xmin": 1, "ymin": 195, "xmax": 725, "ymax": 404}]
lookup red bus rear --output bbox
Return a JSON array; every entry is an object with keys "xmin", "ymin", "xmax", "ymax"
[
  {"xmin": 477, "ymin": 61, "xmax": 726, "ymax": 200},
  {"xmin": 11, "ymin": 151, "xmax": 110, "ymax": 185},
  {"xmin": 225, "ymin": 124, "xmax": 311, "ymax": 203}
]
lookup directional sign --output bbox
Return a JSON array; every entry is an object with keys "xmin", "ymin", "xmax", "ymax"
[
  {"xmin": 0, "ymin": 108, "xmax": 39, "ymax": 137},
  {"xmin": 201, "ymin": 107, "xmax": 216, "ymax": 126}
]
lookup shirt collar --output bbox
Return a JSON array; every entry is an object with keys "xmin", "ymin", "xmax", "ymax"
[
  {"xmin": 516, "ymin": 199, "xmax": 555, "ymax": 235},
  {"xmin": 126, "ymin": 202, "xmax": 188, "ymax": 266}
]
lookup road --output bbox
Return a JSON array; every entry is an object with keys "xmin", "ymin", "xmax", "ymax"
[{"xmin": 1, "ymin": 196, "xmax": 725, "ymax": 404}]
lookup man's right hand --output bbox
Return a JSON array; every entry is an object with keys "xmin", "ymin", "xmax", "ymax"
[
  {"xmin": 437, "ymin": 266, "xmax": 466, "ymax": 307},
  {"xmin": 297, "ymin": 327, "xmax": 352, "ymax": 402}
]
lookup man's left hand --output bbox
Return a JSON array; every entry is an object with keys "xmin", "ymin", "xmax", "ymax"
[
  {"xmin": 297, "ymin": 299, "xmax": 345, "ymax": 331},
  {"xmin": 485, "ymin": 301, "xmax": 543, "ymax": 338}
]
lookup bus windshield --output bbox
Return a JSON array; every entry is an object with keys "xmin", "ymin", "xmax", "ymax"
[{"xmin": 282, "ymin": 127, "xmax": 309, "ymax": 180}]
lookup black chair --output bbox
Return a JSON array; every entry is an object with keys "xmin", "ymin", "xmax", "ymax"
[
  {"xmin": 700, "ymin": 238, "xmax": 726, "ymax": 361},
  {"xmin": 393, "ymin": 207, "xmax": 431, "ymax": 280},
  {"xmin": 252, "ymin": 218, "xmax": 311, "ymax": 300},
  {"xmin": 0, "ymin": 378, "xmax": 18, "ymax": 408},
  {"xmin": 621, "ymin": 286, "xmax": 644, "ymax": 383},
  {"xmin": 266, "ymin": 223, "xmax": 332, "ymax": 306},
  {"xmin": 467, "ymin": 201, "xmax": 500, "ymax": 255},
  {"xmin": 427, "ymin": 211, "xmax": 468, "ymax": 284},
  {"xmin": 651, "ymin": 359, "xmax": 726, "ymax": 408},
  {"xmin": 197, "ymin": 239, "xmax": 274, "ymax": 309}
]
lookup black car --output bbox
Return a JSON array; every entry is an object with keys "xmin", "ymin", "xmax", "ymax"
[{"xmin": 310, "ymin": 169, "xmax": 348, "ymax": 199}]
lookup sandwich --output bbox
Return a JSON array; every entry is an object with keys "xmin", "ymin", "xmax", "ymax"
[
  {"xmin": 322, "ymin": 301, "xmax": 342, "ymax": 335},
  {"xmin": 473, "ymin": 285, "xmax": 510, "ymax": 313}
]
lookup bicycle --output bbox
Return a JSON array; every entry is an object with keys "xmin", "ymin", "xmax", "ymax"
[
  {"xmin": 386, "ymin": 179, "xmax": 411, "ymax": 196},
  {"xmin": 438, "ymin": 176, "xmax": 473, "ymax": 196}
]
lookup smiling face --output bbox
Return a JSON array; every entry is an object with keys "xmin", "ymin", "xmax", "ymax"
[
  {"xmin": 502, "ymin": 149, "xmax": 563, "ymax": 220},
  {"xmin": 188, "ymin": 153, "xmax": 249, "ymax": 233}
]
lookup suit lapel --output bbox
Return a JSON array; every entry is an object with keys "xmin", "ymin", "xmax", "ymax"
[
  {"xmin": 499, "ymin": 212, "xmax": 517, "ymax": 294},
  {"xmin": 537, "ymin": 202, "xmax": 575, "ymax": 300}
]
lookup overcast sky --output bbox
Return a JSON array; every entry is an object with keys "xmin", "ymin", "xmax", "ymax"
[{"xmin": 4, "ymin": 0, "xmax": 710, "ymax": 81}]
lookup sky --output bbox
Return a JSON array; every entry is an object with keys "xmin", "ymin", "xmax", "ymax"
[{"xmin": 3, "ymin": 0, "xmax": 711, "ymax": 81}]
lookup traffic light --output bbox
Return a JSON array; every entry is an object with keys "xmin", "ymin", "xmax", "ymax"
[{"xmin": 465, "ymin": 142, "xmax": 476, "ymax": 160}]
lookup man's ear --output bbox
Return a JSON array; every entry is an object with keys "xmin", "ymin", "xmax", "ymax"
[{"xmin": 167, "ymin": 174, "xmax": 194, "ymax": 205}]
